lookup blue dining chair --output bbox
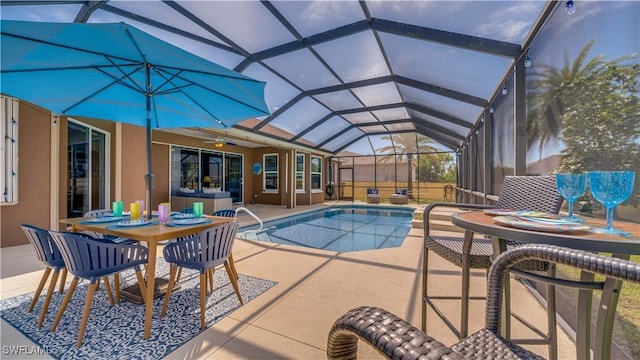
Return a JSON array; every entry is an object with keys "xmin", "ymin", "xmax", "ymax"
[
  {"xmin": 212, "ymin": 209, "xmax": 236, "ymax": 218},
  {"xmin": 161, "ymin": 221, "xmax": 242, "ymax": 329},
  {"xmin": 211, "ymin": 209, "xmax": 239, "ymax": 282},
  {"xmin": 20, "ymin": 224, "xmax": 68, "ymax": 329},
  {"xmin": 175, "ymin": 209, "xmax": 240, "ymax": 287},
  {"xmin": 48, "ymin": 231, "xmax": 148, "ymax": 347},
  {"xmin": 82, "ymin": 209, "xmax": 134, "ymax": 244}
]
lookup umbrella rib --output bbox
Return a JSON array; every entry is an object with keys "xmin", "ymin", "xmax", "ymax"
[
  {"xmin": 94, "ymin": 66, "xmax": 146, "ymax": 94},
  {"xmin": 150, "ymin": 68, "xmax": 186, "ymax": 95},
  {"xmin": 2, "ymin": 64, "xmax": 137, "ymax": 74},
  {"xmin": 61, "ymin": 66, "xmax": 145, "ymax": 114},
  {"xmin": 2, "ymin": 32, "xmax": 142, "ymax": 66},
  {"xmin": 153, "ymin": 68, "xmax": 269, "ymax": 117},
  {"xmin": 153, "ymin": 64, "xmax": 262, "ymax": 84},
  {"xmin": 102, "ymin": 55, "xmax": 147, "ymax": 94}
]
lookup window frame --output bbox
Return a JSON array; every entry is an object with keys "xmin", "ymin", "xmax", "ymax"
[
  {"xmin": 1, "ymin": 96, "xmax": 19, "ymax": 205},
  {"xmin": 263, "ymin": 153, "xmax": 279, "ymax": 193},
  {"xmin": 310, "ymin": 156, "xmax": 323, "ymax": 192},
  {"xmin": 296, "ymin": 153, "xmax": 305, "ymax": 193}
]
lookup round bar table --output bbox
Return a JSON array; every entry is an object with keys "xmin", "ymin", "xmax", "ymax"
[{"xmin": 452, "ymin": 211, "xmax": 640, "ymax": 360}]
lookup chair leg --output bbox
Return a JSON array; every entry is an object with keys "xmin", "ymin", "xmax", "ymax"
[
  {"xmin": 421, "ymin": 248, "xmax": 429, "ymax": 332},
  {"xmin": 200, "ymin": 273, "xmax": 207, "ymax": 329},
  {"xmin": 175, "ymin": 266, "xmax": 183, "ymax": 284},
  {"xmin": 29, "ymin": 267, "xmax": 51, "ymax": 313},
  {"xmin": 51, "ymin": 278, "xmax": 79, "ymax": 332},
  {"xmin": 547, "ymin": 264, "xmax": 558, "ymax": 360},
  {"xmin": 460, "ymin": 231, "xmax": 474, "ymax": 339},
  {"xmin": 103, "ymin": 276, "xmax": 115, "ymax": 306},
  {"xmin": 161, "ymin": 264, "xmax": 178, "ymax": 318},
  {"xmin": 135, "ymin": 270, "xmax": 147, "ymax": 304},
  {"xmin": 114, "ymin": 273, "xmax": 121, "ymax": 304},
  {"xmin": 77, "ymin": 281, "xmax": 98, "ymax": 347},
  {"xmin": 208, "ymin": 268, "xmax": 214, "ymax": 293},
  {"xmin": 224, "ymin": 263, "xmax": 243, "ymax": 305},
  {"xmin": 37, "ymin": 268, "xmax": 61, "ymax": 328},
  {"xmin": 58, "ymin": 268, "xmax": 67, "ymax": 293},
  {"xmin": 227, "ymin": 254, "xmax": 239, "ymax": 281}
]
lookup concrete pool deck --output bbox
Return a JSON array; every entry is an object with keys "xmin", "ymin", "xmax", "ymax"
[{"xmin": 1, "ymin": 201, "xmax": 576, "ymax": 359}]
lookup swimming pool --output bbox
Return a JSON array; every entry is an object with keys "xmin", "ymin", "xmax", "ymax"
[{"xmin": 240, "ymin": 206, "xmax": 414, "ymax": 252}]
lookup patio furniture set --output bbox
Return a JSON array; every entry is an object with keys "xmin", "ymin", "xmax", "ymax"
[
  {"xmin": 21, "ymin": 208, "xmax": 241, "ymax": 347},
  {"xmin": 329, "ymin": 175, "xmax": 640, "ymax": 359},
  {"xmin": 366, "ymin": 188, "xmax": 408, "ymax": 204}
]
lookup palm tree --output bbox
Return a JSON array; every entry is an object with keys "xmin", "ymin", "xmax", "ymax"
[
  {"xmin": 527, "ymin": 40, "xmax": 605, "ymax": 155},
  {"xmin": 376, "ymin": 133, "xmax": 437, "ymax": 196}
]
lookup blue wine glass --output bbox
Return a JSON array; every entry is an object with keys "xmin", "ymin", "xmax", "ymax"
[
  {"xmin": 556, "ymin": 173, "xmax": 588, "ymax": 222},
  {"xmin": 588, "ymin": 171, "xmax": 635, "ymax": 236}
]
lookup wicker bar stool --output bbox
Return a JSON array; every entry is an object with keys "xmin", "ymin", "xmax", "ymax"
[
  {"xmin": 327, "ymin": 244, "xmax": 640, "ymax": 360},
  {"xmin": 422, "ymin": 176, "xmax": 562, "ymax": 357}
]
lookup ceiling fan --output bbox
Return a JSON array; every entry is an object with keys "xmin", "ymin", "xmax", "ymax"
[{"xmin": 203, "ymin": 136, "xmax": 237, "ymax": 148}]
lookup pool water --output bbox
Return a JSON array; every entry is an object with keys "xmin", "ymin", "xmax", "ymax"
[{"xmin": 240, "ymin": 206, "xmax": 414, "ymax": 252}]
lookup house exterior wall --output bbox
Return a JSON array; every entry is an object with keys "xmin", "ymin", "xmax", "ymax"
[
  {"xmin": 1, "ymin": 102, "xmax": 326, "ymax": 247},
  {"xmin": 1, "ymin": 102, "xmax": 52, "ymax": 247}
]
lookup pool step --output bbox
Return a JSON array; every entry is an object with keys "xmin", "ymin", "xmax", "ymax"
[{"xmin": 412, "ymin": 208, "xmax": 466, "ymax": 233}]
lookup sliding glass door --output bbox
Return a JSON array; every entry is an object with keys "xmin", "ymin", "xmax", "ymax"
[
  {"xmin": 225, "ymin": 154, "xmax": 243, "ymax": 203},
  {"xmin": 67, "ymin": 121, "xmax": 109, "ymax": 217},
  {"xmin": 170, "ymin": 146, "xmax": 244, "ymax": 204}
]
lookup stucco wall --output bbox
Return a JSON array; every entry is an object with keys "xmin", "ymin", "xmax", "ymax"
[{"xmin": 1, "ymin": 102, "xmax": 52, "ymax": 247}]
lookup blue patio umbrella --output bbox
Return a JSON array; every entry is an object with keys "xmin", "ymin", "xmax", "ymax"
[{"xmin": 1, "ymin": 20, "xmax": 269, "ymax": 217}]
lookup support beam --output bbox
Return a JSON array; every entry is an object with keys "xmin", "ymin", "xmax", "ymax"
[{"xmin": 514, "ymin": 57, "xmax": 526, "ymax": 175}]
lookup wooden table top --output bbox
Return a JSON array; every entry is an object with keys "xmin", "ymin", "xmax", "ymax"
[{"xmin": 60, "ymin": 215, "xmax": 235, "ymax": 244}]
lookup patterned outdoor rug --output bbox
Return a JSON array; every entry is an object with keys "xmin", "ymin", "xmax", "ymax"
[{"xmin": 0, "ymin": 259, "xmax": 277, "ymax": 359}]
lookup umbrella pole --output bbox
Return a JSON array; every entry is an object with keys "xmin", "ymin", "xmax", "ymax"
[
  {"xmin": 145, "ymin": 63, "xmax": 154, "ymax": 220},
  {"xmin": 145, "ymin": 125, "xmax": 153, "ymax": 220}
]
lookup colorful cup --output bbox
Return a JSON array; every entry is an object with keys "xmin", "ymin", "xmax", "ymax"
[
  {"xmin": 130, "ymin": 202, "xmax": 141, "ymax": 220},
  {"xmin": 136, "ymin": 200, "xmax": 145, "ymax": 217},
  {"xmin": 158, "ymin": 204, "xmax": 169, "ymax": 223},
  {"xmin": 112, "ymin": 201, "xmax": 123, "ymax": 217},
  {"xmin": 193, "ymin": 202, "xmax": 204, "ymax": 218}
]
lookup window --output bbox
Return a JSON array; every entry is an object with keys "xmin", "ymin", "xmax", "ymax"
[
  {"xmin": 296, "ymin": 154, "xmax": 305, "ymax": 192},
  {"xmin": 171, "ymin": 147, "xmax": 200, "ymax": 191},
  {"xmin": 1, "ymin": 96, "xmax": 18, "ymax": 204},
  {"xmin": 311, "ymin": 156, "xmax": 322, "ymax": 192},
  {"xmin": 202, "ymin": 150, "xmax": 223, "ymax": 188},
  {"xmin": 264, "ymin": 154, "xmax": 278, "ymax": 192}
]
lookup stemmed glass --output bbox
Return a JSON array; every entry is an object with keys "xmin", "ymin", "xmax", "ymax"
[
  {"xmin": 556, "ymin": 173, "xmax": 588, "ymax": 222},
  {"xmin": 588, "ymin": 171, "xmax": 635, "ymax": 236}
]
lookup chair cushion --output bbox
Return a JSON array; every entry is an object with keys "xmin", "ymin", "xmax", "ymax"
[
  {"xmin": 366, "ymin": 188, "xmax": 379, "ymax": 195},
  {"xmin": 452, "ymin": 329, "xmax": 544, "ymax": 360}
]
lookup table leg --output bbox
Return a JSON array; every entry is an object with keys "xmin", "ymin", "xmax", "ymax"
[
  {"xmin": 144, "ymin": 243, "xmax": 157, "ymax": 339},
  {"xmin": 593, "ymin": 253, "xmax": 629, "ymax": 359},
  {"xmin": 576, "ymin": 271, "xmax": 594, "ymax": 360},
  {"xmin": 460, "ymin": 230, "xmax": 474, "ymax": 338}
]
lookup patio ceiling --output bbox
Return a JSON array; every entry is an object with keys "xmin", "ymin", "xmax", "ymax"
[{"xmin": 0, "ymin": 0, "xmax": 553, "ymax": 155}]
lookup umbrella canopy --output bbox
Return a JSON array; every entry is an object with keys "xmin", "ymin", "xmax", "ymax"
[{"xmin": 1, "ymin": 20, "xmax": 269, "ymax": 216}]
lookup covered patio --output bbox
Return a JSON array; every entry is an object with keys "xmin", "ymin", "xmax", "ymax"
[
  {"xmin": 1, "ymin": 1, "xmax": 638, "ymax": 359},
  {"xmin": 2, "ymin": 202, "xmax": 580, "ymax": 359}
]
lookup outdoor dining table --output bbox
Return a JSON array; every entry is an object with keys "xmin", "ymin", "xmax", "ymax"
[
  {"xmin": 451, "ymin": 211, "xmax": 640, "ymax": 360},
  {"xmin": 60, "ymin": 215, "xmax": 235, "ymax": 339}
]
